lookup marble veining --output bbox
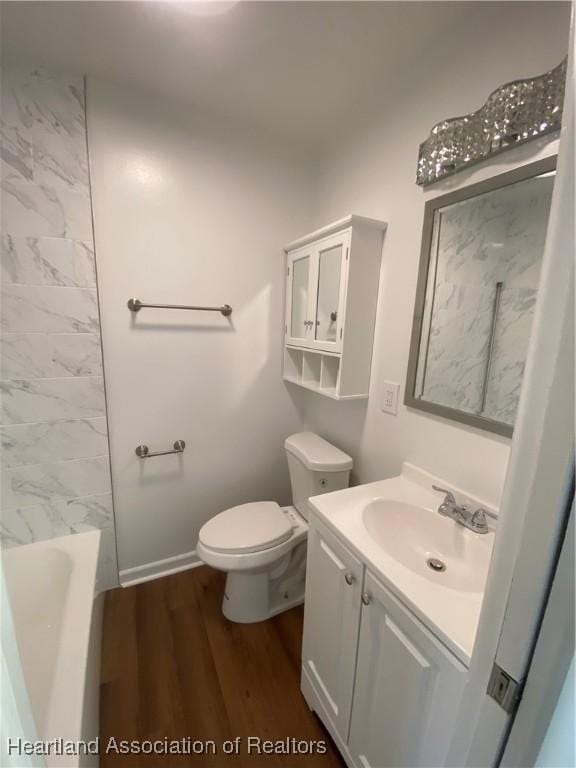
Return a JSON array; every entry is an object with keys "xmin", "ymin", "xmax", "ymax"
[
  {"xmin": 0, "ymin": 67, "xmax": 117, "ymax": 584},
  {"xmin": 0, "ymin": 122, "xmax": 33, "ymax": 182},
  {"xmin": 1, "ymin": 68, "xmax": 88, "ymax": 189},
  {"xmin": 1, "ymin": 417, "xmax": 108, "ymax": 468},
  {"xmin": 2, "ymin": 456, "xmax": 111, "ymax": 510},
  {"xmin": 0, "ymin": 332, "xmax": 103, "ymax": 379},
  {"xmin": 1, "ymin": 174, "xmax": 92, "ymax": 239},
  {"xmin": 1, "ymin": 284, "xmax": 99, "ymax": 333},
  {"xmin": 0, "ymin": 492, "xmax": 114, "ymax": 548},
  {"xmin": 418, "ymin": 173, "xmax": 554, "ymax": 427},
  {"xmin": 0, "ymin": 377, "xmax": 105, "ymax": 425},
  {"xmin": 1, "ymin": 235, "xmax": 95, "ymax": 287}
]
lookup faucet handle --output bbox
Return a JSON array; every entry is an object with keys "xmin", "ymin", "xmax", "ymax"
[
  {"xmin": 432, "ymin": 485, "xmax": 455, "ymax": 503},
  {"xmin": 470, "ymin": 508, "xmax": 489, "ymax": 533}
]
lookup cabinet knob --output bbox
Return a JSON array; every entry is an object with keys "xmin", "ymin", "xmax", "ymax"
[
  {"xmin": 344, "ymin": 572, "xmax": 355, "ymax": 586},
  {"xmin": 361, "ymin": 591, "xmax": 372, "ymax": 606}
]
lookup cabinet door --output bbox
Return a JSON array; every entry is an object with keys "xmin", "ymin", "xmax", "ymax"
[
  {"xmin": 348, "ymin": 571, "xmax": 467, "ymax": 768},
  {"xmin": 302, "ymin": 522, "xmax": 363, "ymax": 741},
  {"xmin": 285, "ymin": 246, "xmax": 315, "ymax": 347},
  {"xmin": 309, "ymin": 232, "xmax": 349, "ymax": 353}
]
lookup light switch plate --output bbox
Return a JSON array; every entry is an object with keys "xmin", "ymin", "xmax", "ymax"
[{"xmin": 381, "ymin": 381, "xmax": 400, "ymax": 415}]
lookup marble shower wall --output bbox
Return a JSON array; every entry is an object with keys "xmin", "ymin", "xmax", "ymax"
[
  {"xmin": 0, "ymin": 68, "xmax": 118, "ymax": 588},
  {"xmin": 420, "ymin": 173, "xmax": 554, "ymax": 427}
]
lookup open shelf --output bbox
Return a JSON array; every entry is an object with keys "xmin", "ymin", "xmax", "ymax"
[
  {"xmin": 283, "ymin": 346, "xmax": 366, "ymax": 400},
  {"xmin": 284, "ymin": 347, "xmax": 303, "ymax": 380},
  {"xmin": 303, "ymin": 352, "xmax": 322, "ymax": 388},
  {"xmin": 321, "ymin": 355, "xmax": 339, "ymax": 391}
]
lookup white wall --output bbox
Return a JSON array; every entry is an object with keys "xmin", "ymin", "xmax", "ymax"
[
  {"xmin": 303, "ymin": 3, "xmax": 569, "ymax": 507},
  {"xmin": 87, "ymin": 80, "xmax": 313, "ymax": 576}
]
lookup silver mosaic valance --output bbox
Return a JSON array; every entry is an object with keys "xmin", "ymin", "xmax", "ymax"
[{"xmin": 416, "ymin": 58, "xmax": 567, "ymax": 186}]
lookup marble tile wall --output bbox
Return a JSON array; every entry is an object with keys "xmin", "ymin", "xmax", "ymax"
[
  {"xmin": 420, "ymin": 173, "xmax": 554, "ymax": 427},
  {"xmin": 0, "ymin": 68, "xmax": 118, "ymax": 588}
]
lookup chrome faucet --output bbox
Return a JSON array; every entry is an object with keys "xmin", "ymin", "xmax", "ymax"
[{"xmin": 432, "ymin": 486, "xmax": 489, "ymax": 534}]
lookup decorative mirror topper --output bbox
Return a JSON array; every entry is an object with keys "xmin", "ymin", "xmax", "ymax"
[{"xmin": 416, "ymin": 58, "xmax": 566, "ymax": 186}]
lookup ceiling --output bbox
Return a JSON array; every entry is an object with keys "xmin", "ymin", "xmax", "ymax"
[{"xmin": 0, "ymin": 1, "xmax": 570, "ymax": 150}]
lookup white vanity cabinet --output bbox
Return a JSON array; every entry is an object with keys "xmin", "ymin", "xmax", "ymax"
[
  {"xmin": 348, "ymin": 571, "xmax": 467, "ymax": 768},
  {"xmin": 301, "ymin": 521, "xmax": 363, "ymax": 741},
  {"xmin": 283, "ymin": 215, "xmax": 386, "ymax": 400},
  {"xmin": 301, "ymin": 520, "xmax": 468, "ymax": 768}
]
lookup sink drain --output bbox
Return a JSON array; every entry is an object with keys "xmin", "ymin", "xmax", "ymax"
[{"xmin": 427, "ymin": 557, "xmax": 446, "ymax": 572}]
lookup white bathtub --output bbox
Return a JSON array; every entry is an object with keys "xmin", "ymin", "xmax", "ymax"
[{"xmin": 2, "ymin": 531, "xmax": 103, "ymax": 767}]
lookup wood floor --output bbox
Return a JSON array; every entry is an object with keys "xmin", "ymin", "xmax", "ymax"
[{"xmin": 100, "ymin": 566, "xmax": 346, "ymax": 767}]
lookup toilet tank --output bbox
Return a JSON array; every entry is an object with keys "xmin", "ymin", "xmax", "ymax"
[{"xmin": 284, "ymin": 432, "xmax": 353, "ymax": 520}]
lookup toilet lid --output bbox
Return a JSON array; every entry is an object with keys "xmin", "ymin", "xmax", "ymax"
[{"xmin": 199, "ymin": 501, "xmax": 293, "ymax": 554}]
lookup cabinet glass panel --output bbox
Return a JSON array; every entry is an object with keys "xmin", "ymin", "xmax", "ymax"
[
  {"xmin": 315, "ymin": 244, "xmax": 342, "ymax": 342},
  {"xmin": 291, "ymin": 255, "xmax": 310, "ymax": 338}
]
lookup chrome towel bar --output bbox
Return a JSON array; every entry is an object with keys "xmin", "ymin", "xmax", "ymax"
[
  {"xmin": 127, "ymin": 298, "xmax": 232, "ymax": 316},
  {"xmin": 135, "ymin": 440, "xmax": 185, "ymax": 458}
]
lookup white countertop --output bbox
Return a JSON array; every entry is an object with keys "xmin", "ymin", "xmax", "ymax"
[{"xmin": 308, "ymin": 463, "xmax": 496, "ymax": 666}]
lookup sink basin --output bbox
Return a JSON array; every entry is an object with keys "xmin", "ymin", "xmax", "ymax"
[{"xmin": 362, "ymin": 499, "xmax": 489, "ymax": 592}]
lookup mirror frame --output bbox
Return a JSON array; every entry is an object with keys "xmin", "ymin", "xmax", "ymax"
[{"xmin": 404, "ymin": 155, "xmax": 557, "ymax": 438}]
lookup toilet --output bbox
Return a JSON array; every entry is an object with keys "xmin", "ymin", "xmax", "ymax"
[{"xmin": 197, "ymin": 432, "xmax": 352, "ymax": 623}]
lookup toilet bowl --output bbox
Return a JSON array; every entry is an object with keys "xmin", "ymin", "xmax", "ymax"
[{"xmin": 197, "ymin": 432, "xmax": 353, "ymax": 623}]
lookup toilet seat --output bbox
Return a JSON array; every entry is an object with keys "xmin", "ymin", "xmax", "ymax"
[
  {"xmin": 199, "ymin": 501, "xmax": 293, "ymax": 555},
  {"xmin": 197, "ymin": 505, "xmax": 307, "ymax": 574}
]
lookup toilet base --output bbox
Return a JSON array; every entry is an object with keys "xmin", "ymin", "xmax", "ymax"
[{"xmin": 222, "ymin": 540, "xmax": 307, "ymax": 623}]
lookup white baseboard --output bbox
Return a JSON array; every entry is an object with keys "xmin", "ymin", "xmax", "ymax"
[{"xmin": 119, "ymin": 549, "xmax": 202, "ymax": 587}]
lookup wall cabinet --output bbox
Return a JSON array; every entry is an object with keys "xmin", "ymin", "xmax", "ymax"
[
  {"xmin": 301, "ymin": 520, "xmax": 467, "ymax": 768},
  {"xmin": 283, "ymin": 215, "xmax": 386, "ymax": 400}
]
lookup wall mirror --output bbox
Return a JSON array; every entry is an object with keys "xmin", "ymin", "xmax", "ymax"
[{"xmin": 405, "ymin": 156, "xmax": 556, "ymax": 437}]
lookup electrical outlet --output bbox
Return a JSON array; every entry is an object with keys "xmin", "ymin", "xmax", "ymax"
[{"xmin": 381, "ymin": 381, "xmax": 400, "ymax": 415}]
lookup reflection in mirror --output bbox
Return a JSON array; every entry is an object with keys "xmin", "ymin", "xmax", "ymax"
[
  {"xmin": 316, "ymin": 244, "xmax": 342, "ymax": 342},
  {"xmin": 406, "ymin": 157, "xmax": 556, "ymax": 437},
  {"xmin": 291, "ymin": 254, "xmax": 309, "ymax": 338}
]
